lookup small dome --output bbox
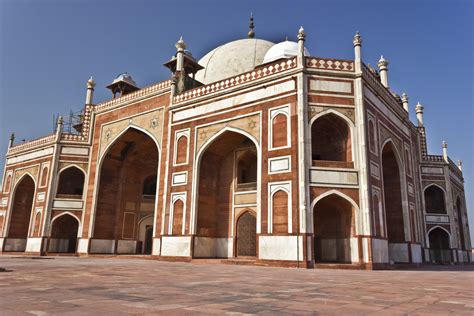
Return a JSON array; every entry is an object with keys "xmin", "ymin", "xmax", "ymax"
[
  {"xmin": 195, "ymin": 38, "xmax": 274, "ymax": 84},
  {"xmin": 112, "ymin": 72, "xmax": 137, "ymax": 87},
  {"xmin": 262, "ymin": 40, "xmax": 310, "ymax": 64}
]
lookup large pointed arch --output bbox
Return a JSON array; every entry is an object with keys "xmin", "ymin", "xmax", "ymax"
[
  {"xmin": 4, "ymin": 173, "xmax": 36, "ymax": 252},
  {"xmin": 309, "ymin": 109, "xmax": 355, "ymax": 166},
  {"xmin": 191, "ymin": 126, "xmax": 260, "ymax": 259},
  {"xmin": 312, "ymin": 190, "xmax": 358, "ymax": 263},
  {"xmin": 89, "ymin": 126, "xmax": 160, "ymax": 255},
  {"xmin": 191, "ymin": 126, "xmax": 261, "ymax": 235},
  {"xmin": 381, "ymin": 139, "xmax": 409, "ymax": 263}
]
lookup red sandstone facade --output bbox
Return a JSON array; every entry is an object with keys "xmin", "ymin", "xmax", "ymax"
[{"xmin": 0, "ymin": 28, "xmax": 471, "ymax": 267}]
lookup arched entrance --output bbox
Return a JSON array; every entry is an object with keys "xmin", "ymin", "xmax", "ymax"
[
  {"xmin": 381, "ymin": 142, "xmax": 406, "ymax": 262},
  {"xmin": 311, "ymin": 112, "xmax": 353, "ymax": 168},
  {"xmin": 48, "ymin": 214, "xmax": 79, "ymax": 253},
  {"xmin": 138, "ymin": 216, "xmax": 154, "ymax": 254},
  {"xmin": 313, "ymin": 193, "xmax": 355, "ymax": 263},
  {"xmin": 424, "ymin": 185, "xmax": 446, "ymax": 214},
  {"xmin": 92, "ymin": 128, "xmax": 159, "ymax": 254},
  {"xmin": 429, "ymin": 227, "xmax": 452, "ymax": 263},
  {"xmin": 194, "ymin": 130, "xmax": 258, "ymax": 258},
  {"xmin": 56, "ymin": 166, "xmax": 85, "ymax": 199},
  {"xmin": 5, "ymin": 175, "xmax": 35, "ymax": 252},
  {"xmin": 236, "ymin": 211, "xmax": 257, "ymax": 257}
]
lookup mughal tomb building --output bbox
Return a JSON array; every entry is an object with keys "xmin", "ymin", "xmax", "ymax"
[{"xmin": 0, "ymin": 20, "xmax": 471, "ymax": 268}]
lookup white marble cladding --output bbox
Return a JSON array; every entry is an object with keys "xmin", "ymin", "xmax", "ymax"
[
  {"xmin": 259, "ymin": 236, "xmax": 303, "ymax": 261},
  {"xmin": 161, "ymin": 236, "xmax": 191, "ymax": 257},
  {"xmin": 90, "ymin": 239, "xmax": 115, "ymax": 253},
  {"xmin": 173, "ymin": 80, "xmax": 295, "ymax": 122},
  {"xmin": 310, "ymin": 79, "xmax": 352, "ymax": 94},
  {"xmin": 37, "ymin": 192, "xmax": 45, "ymax": 202},
  {"xmin": 61, "ymin": 146, "xmax": 89, "ymax": 156},
  {"xmin": 77, "ymin": 238, "xmax": 89, "ymax": 254},
  {"xmin": 310, "ymin": 168, "xmax": 358, "ymax": 186},
  {"xmin": 426, "ymin": 214, "xmax": 450, "ymax": 223},
  {"xmin": 6, "ymin": 147, "xmax": 54, "ymax": 165},
  {"xmin": 171, "ymin": 171, "xmax": 187, "ymax": 186},
  {"xmin": 268, "ymin": 156, "xmax": 291, "ymax": 174},
  {"xmin": 371, "ymin": 238, "xmax": 389, "ymax": 263},
  {"xmin": 421, "ymin": 166, "xmax": 444, "ymax": 175},
  {"xmin": 411, "ymin": 244, "xmax": 422, "ymax": 263},
  {"xmin": 52, "ymin": 199, "xmax": 83, "ymax": 209},
  {"xmin": 26, "ymin": 237, "xmax": 43, "ymax": 252},
  {"xmin": 1, "ymin": 198, "xmax": 7, "ymax": 207}
]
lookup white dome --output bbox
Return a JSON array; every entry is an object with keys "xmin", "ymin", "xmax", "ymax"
[
  {"xmin": 195, "ymin": 38, "xmax": 274, "ymax": 84},
  {"xmin": 262, "ymin": 40, "xmax": 310, "ymax": 64}
]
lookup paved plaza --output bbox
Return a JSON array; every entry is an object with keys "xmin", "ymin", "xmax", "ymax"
[{"xmin": 0, "ymin": 256, "xmax": 473, "ymax": 315}]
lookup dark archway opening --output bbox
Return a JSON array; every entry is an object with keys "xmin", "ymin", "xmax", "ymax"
[
  {"xmin": 313, "ymin": 194, "xmax": 355, "ymax": 263},
  {"xmin": 429, "ymin": 228, "xmax": 452, "ymax": 263},
  {"xmin": 311, "ymin": 113, "xmax": 352, "ymax": 168},
  {"xmin": 93, "ymin": 128, "xmax": 158, "ymax": 254},
  {"xmin": 424, "ymin": 186, "xmax": 446, "ymax": 214},
  {"xmin": 5, "ymin": 175, "xmax": 35, "ymax": 252},
  {"xmin": 57, "ymin": 167, "xmax": 85, "ymax": 199},
  {"xmin": 381, "ymin": 143, "xmax": 406, "ymax": 262},
  {"xmin": 195, "ymin": 131, "xmax": 257, "ymax": 258},
  {"xmin": 49, "ymin": 214, "xmax": 79, "ymax": 253}
]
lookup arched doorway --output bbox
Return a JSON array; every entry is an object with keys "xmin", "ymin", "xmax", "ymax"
[
  {"xmin": 429, "ymin": 227, "xmax": 452, "ymax": 263},
  {"xmin": 311, "ymin": 113, "xmax": 352, "ymax": 168},
  {"xmin": 48, "ymin": 214, "xmax": 79, "ymax": 253},
  {"xmin": 236, "ymin": 212, "xmax": 257, "ymax": 257},
  {"xmin": 56, "ymin": 167, "xmax": 85, "ymax": 199},
  {"xmin": 424, "ymin": 185, "xmax": 446, "ymax": 214},
  {"xmin": 313, "ymin": 193, "xmax": 355, "ymax": 263},
  {"xmin": 5, "ymin": 175, "xmax": 35, "ymax": 252},
  {"xmin": 194, "ymin": 130, "xmax": 258, "ymax": 258},
  {"xmin": 381, "ymin": 142, "xmax": 406, "ymax": 262},
  {"xmin": 92, "ymin": 128, "xmax": 159, "ymax": 254},
  {"xmin": 138, "ymin": 216, "xmax": 154, "ymax": 254}
]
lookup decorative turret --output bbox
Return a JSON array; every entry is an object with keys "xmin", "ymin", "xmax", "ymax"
[
  {"xmin": 401, "ymin": 93, "xmax": 409, "ymax": 112},
  {"xmin": 415, "ymin": 102, "xmax": 424, "ymax": 127},
  {"xmin": 377, "ymin": 55, "xmax": 389, "ymax": 88},
  {"xmin": 442, "ymin": 141, "xmax": 448, "ymax": 162},
  {"xmin": 106, "ymin": 73, "xmax": 139, "ymax": 98},
  {"xmin": 297, "ymin": 26, "xmax": 306, "ymax": 67},
  {"xmin": 353, "ymin": 31, "xmax": 362, "ymax": 72},
  {"xmin": 458, "ymin": 160, "xmax": 463, "ymax": 171},
  {"xmin": 85, "ymin": 76, "xmax": 95, "ymax": 105},
  {"xmin": 56, "ymin": 115, "xmax": 63, "ymax": 137},
  {"xmin": 8, "ymin": 133, "xmax": 14, "ymax": 148},
  {"xmin": 164, "ymin": 36, "xmax": 203, "ymax": 95}
]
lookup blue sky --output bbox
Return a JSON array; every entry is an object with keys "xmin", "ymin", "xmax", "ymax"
[{"xmin": 1, "ymin": 0, "xmax": 473, "ymax": 240}]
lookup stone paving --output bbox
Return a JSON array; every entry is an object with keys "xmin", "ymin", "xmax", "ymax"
[{"xmin": 0, "ymin": 256, "xmax": 473, "ymax": 315}]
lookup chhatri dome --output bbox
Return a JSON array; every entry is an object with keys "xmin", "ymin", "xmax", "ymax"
[{"xmin": 262, "ymin": 39, "xmax": 310, "ymax": 64}]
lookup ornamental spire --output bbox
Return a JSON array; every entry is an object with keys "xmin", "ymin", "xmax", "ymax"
[{"xmin": 248, "ymin": 12, "xmax": 255, "ymax": 38}]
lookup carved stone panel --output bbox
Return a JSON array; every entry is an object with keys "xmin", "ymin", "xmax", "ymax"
[
  {"xmin": 99, "ymin": 108, "xmax": 164, "ymax": 159},
  {"xmin": 196, "ymin": 114, "xmax": 260, "ymax": 154}
]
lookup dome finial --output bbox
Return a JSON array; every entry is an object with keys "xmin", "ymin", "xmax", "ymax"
[{"xmin": 248, "ymin": 12, "xmax": 255, "ymax": 38}]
